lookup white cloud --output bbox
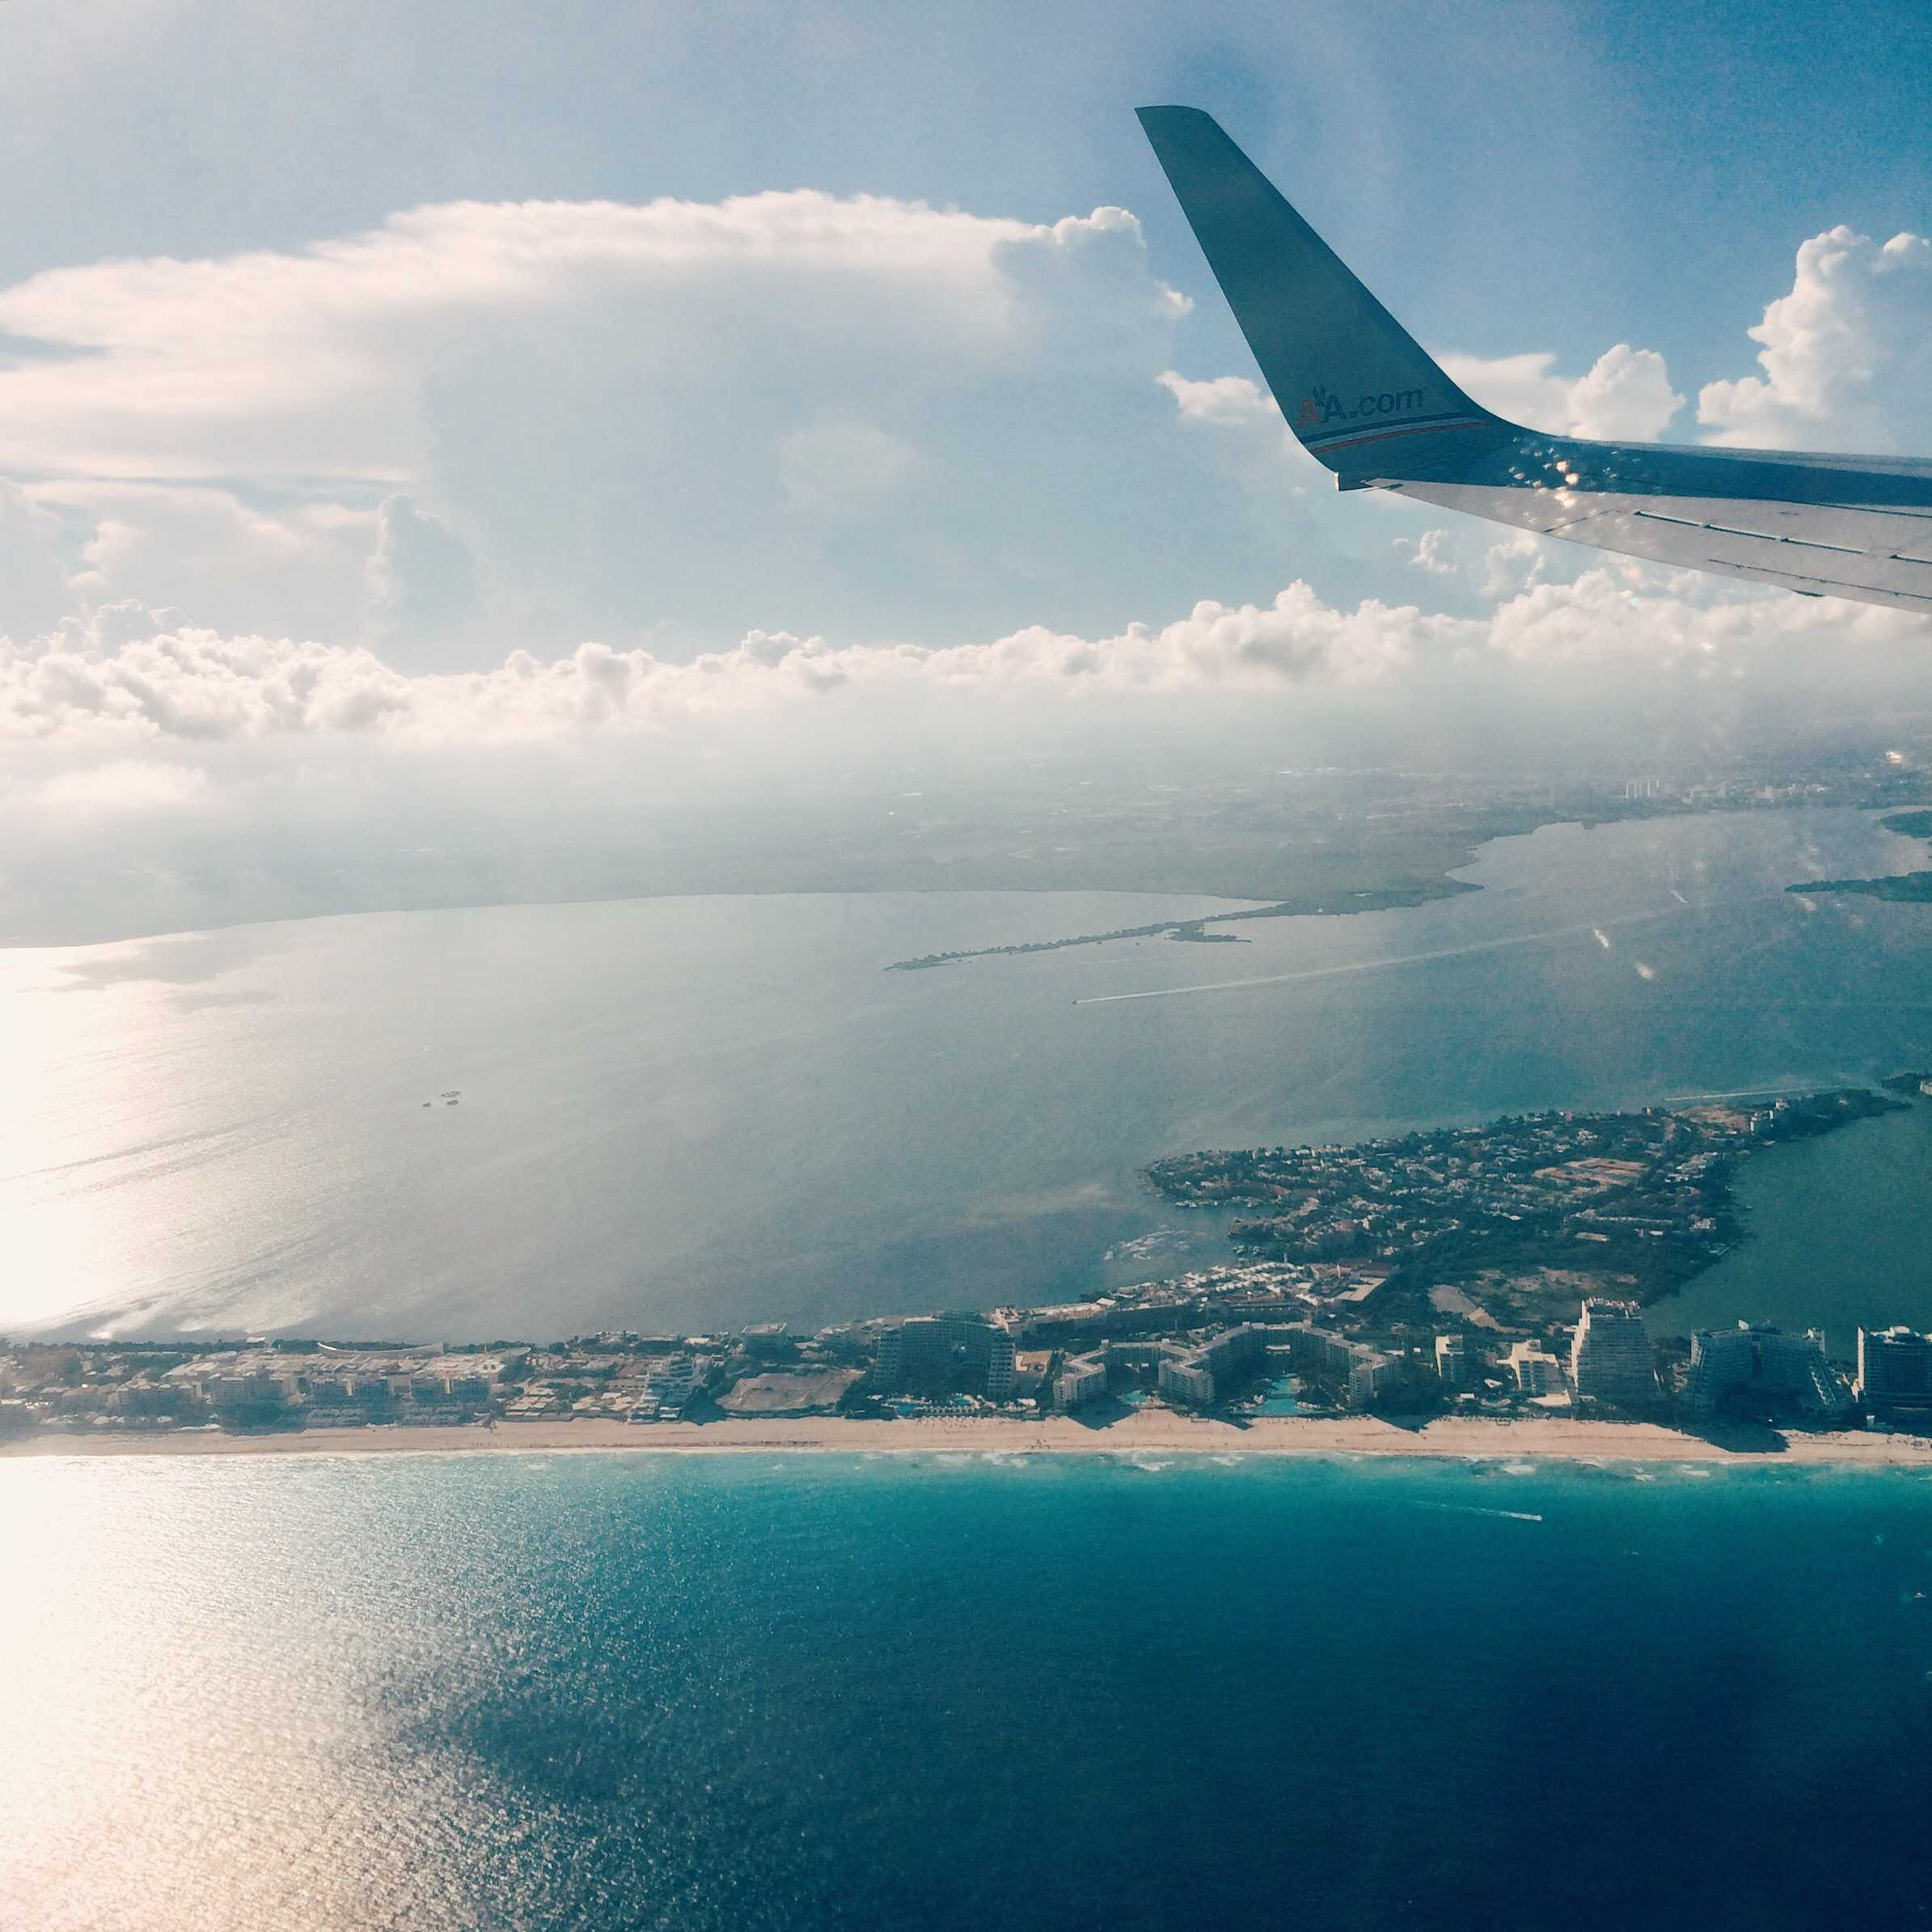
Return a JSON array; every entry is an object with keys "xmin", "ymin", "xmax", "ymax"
[
  {"xmin": 0, "ymin": 480, "xmax": 69, "ymax": 635},
  {"xmin": 1161, "ymin": 342, "xmax": 1683, "ymax": 448},
  {"xmin": 0, "ymin": 192, "xmax": 1197, "ymax": 649},
  {"xmin": 1398, "ymin": 528, "xmax": 1458, "ymax": 577},
  {"xmin": 363, "ymin": 493, "xmax": 479, "ymax": 665},
  {"xmin": 1438, "ymin": 343, "xmax": 1684, "ymax": 441},
  {"xmin": 0, "ymin": 192, "xmax": 1094, "ymax": 482},
  {"xmin": 776, "ymin": 421, "xmax": 920, "ymax": 518},
  {"xmin": 1697, "ymin": 226, "xmax": 1932, "ymax": 450},
  {"xmin": 1563, "ymin": 345, "xmax": 1685, "ymax": 441},
  {"xmin": 1481, "ymin": 531, "xmax": 1549, "ymax": 600},
  {"xmin": 8, "ymin": 563, "xmax": 1923, "ymax": 758},
  {"xmin": 27, "ymin": 479, "xmax": 375, "ymax": 638},
  {"xmin": 28, "ymin": 758, "xmax": 211, "ymax": 821},
  {"xmin": 1156, "ymin": 370, "xmax": 1282, "ymax": 428},
  {"xmin": 0, "ymin": 589, "xmax": 1448, "ymax": 748}
]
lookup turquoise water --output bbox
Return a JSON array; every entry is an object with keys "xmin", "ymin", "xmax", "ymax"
[
  {"xmin": 7, "ymin": 807, "xmax": 1932, "ymax": 1340},
  {"xmin": 1255, "ymin": 1372, "xmax": 1302, "ymax": 1414},
  {"xmin": 6, "ymin": 1452, "xmax": 1932, "ymax": 1931}
]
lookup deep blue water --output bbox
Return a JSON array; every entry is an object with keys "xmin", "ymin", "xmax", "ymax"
[{"xmin": 7, "ymin": 1452, "xmax": 1932, "ymax": 1932}]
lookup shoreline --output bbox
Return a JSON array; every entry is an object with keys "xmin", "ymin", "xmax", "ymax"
[{"xmin": 7, "ymin": 1412, "xmax": 1932, "ymax": 1466}]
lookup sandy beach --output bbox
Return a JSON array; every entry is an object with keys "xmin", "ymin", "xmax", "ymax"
[{"xmin": 8, "ymin": 1411, "xmax": 1932, "ymax": 1465}]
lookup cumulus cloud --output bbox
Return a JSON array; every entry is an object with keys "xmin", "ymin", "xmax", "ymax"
[
  {"xmin": 0, "ymin": 191, "xmax": 1204, "ymax": 650},
  {"xmin": 1160, "ymin": 341, "xmax": 1685, "ymax": 448},
  {"xmin": 0, "ymin": 192, "xmax": 1093, "ymax": 481},
  {"xmin": 0, "ymin": 590, "xmax": 1445, "ymax": 747},
  {"xmin": 0, "ymin": 480, "xmax": 70, "ymax": 636},
  {"xmin": 29, "ymin": 478, "xmax": 375, "ymax": 638},
  {"xmin": 1156, "ymin": 370, "xmax": 1282, "ymax": 429},
  {"xmin": 9, "ymin": 561, "xmax": 1925, "ymax": 759},
  {"xmin": 1397, "ymin": 528, "xmax": 1459, "ymax": 577},
  {"xmin": 1697, "ymin": 226, "xmax": 1932, "ymax": 450},
  {"xmin": 363, "ymin": 493, "xmax": 479, "ymax": 664},
  {"xmin": 2, "ymin": 181, "xmax": 1926, "ymax": 709},
  {"xmin": 1439, "ymin": 343, "xmax": 1684, "ymax": 441},
  {"xmin": 1481, "ymin": 531, "xmax": 1550, "ymax": 600}
]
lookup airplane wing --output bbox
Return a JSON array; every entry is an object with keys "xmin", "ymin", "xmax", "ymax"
[{"xmin": 1137, "ymin": 105, "xmax": 1932, "ymax": 615}]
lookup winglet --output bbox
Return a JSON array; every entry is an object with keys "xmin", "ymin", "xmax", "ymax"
[{"xmin": 1137, "ymin": 106, "xmax": 1502, "ymax": 477}]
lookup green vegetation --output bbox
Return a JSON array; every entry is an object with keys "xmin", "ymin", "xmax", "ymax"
[{"xmin": 1147, "ymin": 1089, "xmax": 1901, "ymax": 1316}]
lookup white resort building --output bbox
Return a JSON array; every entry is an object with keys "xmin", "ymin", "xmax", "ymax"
[{"xmin": 1569, "ymin": 1299, "xmax": 1659, "ymax": 1408}]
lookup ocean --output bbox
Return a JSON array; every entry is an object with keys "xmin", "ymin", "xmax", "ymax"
[
  {"xmin": 6, "ymin": 1451, "xmax": 1931, "ymax": 1931},
  {"xmin": 8, "ymin": 805, "xmax": 1932, "ymax": 1342}
]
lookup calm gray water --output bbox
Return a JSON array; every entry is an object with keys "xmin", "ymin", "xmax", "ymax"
[{"xmin": 7, "ymin": 807, "xmax": 1932, "ymax": 1341}]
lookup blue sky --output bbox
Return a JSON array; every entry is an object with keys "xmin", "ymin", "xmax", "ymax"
[
  {"xmin": 2, "ymin": 0, "xmax": 1930, "ymax": 888},
  {"xmin": 8, "ymin": 0, "xmax": 1930, "ymax": 362}
]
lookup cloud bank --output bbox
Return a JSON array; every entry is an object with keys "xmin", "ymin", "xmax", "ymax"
[
  {"xmin": 6, "ymin": 560, "xmax": 1922, "ymax": 754},
  {"xmin": 0, "ymin": 190, "xmax": 1207, "ymax": 650}
]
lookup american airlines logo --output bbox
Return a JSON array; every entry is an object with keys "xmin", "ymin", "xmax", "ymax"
[{"xmin": 1298, "ymin": 383, "xmax": 1429, "ymax": 430}]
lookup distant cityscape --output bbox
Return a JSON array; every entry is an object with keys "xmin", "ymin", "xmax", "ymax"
[{"xmin": 8, "ymin": 1072, "xmax": 1932, "ymax": 1446}]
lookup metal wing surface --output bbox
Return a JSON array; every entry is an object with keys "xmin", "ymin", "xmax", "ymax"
[{"xmin": 1138, "ymin": 105, "xmax": 1932, "ymax": 615}]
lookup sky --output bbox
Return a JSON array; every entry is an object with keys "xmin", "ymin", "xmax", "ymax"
[{"xmin": 3, "ymin": 0, "xmax": 1932, "ymax": 937}]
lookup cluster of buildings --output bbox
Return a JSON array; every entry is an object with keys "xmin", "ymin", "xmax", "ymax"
[
  {"xmin": 1049, "ymin": 1324, "xmax": 1272, "ymax": 1412},
  {"xmin": 1144, "ymin": 1093, "xmax": 1892, "ymax": 1290},
  {"xmin": 7, "ymin": 1280, "xmax": 1932, "ymax": 1443}
]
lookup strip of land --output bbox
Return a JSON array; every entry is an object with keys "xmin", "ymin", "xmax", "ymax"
[
  {"xmin": 886, "ymin": 882, "xmax": 1477, "ymax": 971},
  {"xmin": 8, "ymin": 1412, "xmax": 1932, "ymax": 1465}
]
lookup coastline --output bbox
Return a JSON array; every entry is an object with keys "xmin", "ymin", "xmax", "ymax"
[{"xmin": 8, "ymin": 1412, "xmax": 1932, "ymax": 1465}]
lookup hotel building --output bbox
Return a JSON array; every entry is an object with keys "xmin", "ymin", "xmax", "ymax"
[
  {"xmin": 1855, "ymin": 1326, "xmax": 1932, "ymax": 1423},
  {"xmin": 1684, "ymin": 1324, "xmax": 1853, "ymax": 1423},
  {"xmin": 1569, "ymin": 1299, "xmax": 1659, "ymax": 1408}
]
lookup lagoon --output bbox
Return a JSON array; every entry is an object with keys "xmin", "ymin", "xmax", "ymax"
[
  {"xmin": 6, "ymin": 805, "xmax": 1932, "ymax": 1342},
  {"xmin": 1649, "ymin": 1096, "xmax": 1932, "ymax": 1339}
]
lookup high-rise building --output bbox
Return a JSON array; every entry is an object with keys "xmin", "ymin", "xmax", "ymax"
[
  {"xmin": 875, "ymin": 1318, "xmax": 949, "ymax": 1390},
  {"xmin": 1570, "ymin": 1299, "xmax": 1659, "ymax": 1408},
  {"xmin": 1434, "ymin": 1334, "xmax": 1468, "ymax": 1389},
  {"xmin": 984, "ymin": 1327, "xmax": 1017, "ymax": 1403},
  {"xmin": 1684, "ymin": 1324, "xmax": 1853, "ymax": 1422},
  {"xmin": 1856, "ymin": 1326, "xmax": 1932, "ymax": 1422},
  {"xmin": 877, "ymin": 1316, "xmax": 1017, "ymax": 1397}
]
